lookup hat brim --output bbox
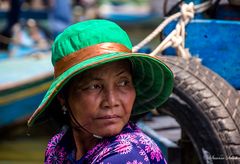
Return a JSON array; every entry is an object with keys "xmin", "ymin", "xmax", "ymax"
[{"xmin": 28, "ymin": 52, "xmax": 174, "ymax": 127}]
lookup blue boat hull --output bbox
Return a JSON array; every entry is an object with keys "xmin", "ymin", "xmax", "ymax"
[
  {"xmin": 163, "ymin": 19, "xmax": 240, "ymax": 89},
  {"xmin": 0, "ymin": 54, "xmax": 53, "ymax": 128},
  {"xmin": 0, "ymin": 92, "xmax": 46, "ymax": 127}
]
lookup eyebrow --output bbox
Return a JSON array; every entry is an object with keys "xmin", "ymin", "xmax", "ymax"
[
  {"xmin": 115, "ymin": 70, "xmax": 126, "ymax": 77},
  {"xmin": 89, "ymin": 77, "xmax": 102, "ymax": 81},
  {"xmin": 88, "ymin": 71, "xmax": 126, "ymax": 81},
  {"xmin": 80, "ymin": 69, "xmax": 129, "ymax": 82}
]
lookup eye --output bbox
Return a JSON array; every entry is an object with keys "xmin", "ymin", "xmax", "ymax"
[
  {"xmin": 87, "ymin": 83, "xmax": 102, "ymax": 90},
  {"xmin": 118, "ymin": 79, "xmax": 129, "ymax": 87}
]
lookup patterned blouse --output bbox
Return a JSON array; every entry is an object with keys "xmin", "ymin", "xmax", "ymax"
[{"xmin": 45, "ymin": 122, "xmax": 167, "ymax": 164}]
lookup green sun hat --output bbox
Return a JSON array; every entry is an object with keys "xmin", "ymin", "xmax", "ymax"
[{"xmin": 28, "ymin": 19, "xmax": 174, "ymax": 127}]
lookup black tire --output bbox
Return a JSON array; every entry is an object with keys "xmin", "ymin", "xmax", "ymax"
[{"xmin": 158, "ymin": 56, "xmax": 240, "ymax": 164}]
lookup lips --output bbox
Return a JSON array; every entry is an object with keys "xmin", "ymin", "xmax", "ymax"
[{"xmin": 96, "ymin": 114, "xmax": 120, "ymax": 120}]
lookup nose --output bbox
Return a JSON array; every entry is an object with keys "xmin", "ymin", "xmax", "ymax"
[{"xmin": 101, "ymin": 87, "xmax": 119, "ymax": 109}]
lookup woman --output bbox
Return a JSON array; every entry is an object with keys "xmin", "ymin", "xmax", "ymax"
[{"xmin": 28, "ymin": 19, "xmax": 174, "ymax": 163}]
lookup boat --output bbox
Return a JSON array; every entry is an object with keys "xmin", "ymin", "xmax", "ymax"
[
  {"xmin": 0, "ymin": 18, "xmax": 54, "ymax": 129},
  {"xmin": 0, "ymin": 53, "xmax": 53, "ymax": 129}
]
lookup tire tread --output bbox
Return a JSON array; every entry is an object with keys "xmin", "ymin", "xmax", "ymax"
[{"xmin": 160, "ymin": 56, "xmax": 240, "ymax": 162}]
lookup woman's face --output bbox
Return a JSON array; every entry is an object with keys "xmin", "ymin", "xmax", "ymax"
[{"xmin": 66, "ymin": 60, "xmax": 136, "ymax": 137}]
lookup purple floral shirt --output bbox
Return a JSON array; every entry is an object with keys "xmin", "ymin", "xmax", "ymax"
[{"xmin": 45, "ymin": 122, "xmax": 167, "ymax": 164}]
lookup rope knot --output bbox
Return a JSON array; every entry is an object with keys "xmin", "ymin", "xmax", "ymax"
[{"xmin": 181, "ymin": 2, "xmax": 195, "ymax": 22}]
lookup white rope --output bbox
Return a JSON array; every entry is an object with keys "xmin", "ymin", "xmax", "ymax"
[
  {"xmin": 150, "ymin": 2, "xmax": 194, "ymax": 58},
  {"xmin": 132, "ymin": 12, "xmax": 181, "ymax": 53},
  {"xmin": 132, "ymin": 0, "xmax": 212, "ymax": 60}
]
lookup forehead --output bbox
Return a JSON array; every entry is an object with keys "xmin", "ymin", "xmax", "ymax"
[{"xmin": 74, "ymin": 59, "xmax": 131, "ymax": 81}]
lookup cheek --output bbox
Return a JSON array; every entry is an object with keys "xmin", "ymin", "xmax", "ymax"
[
  {"xmin": 68, "ymin": 94, "xmax": 99, "ymax": 121},
  {"xmin": 123, "ymin": 89, "xmax": 136, "ymax": 114}
]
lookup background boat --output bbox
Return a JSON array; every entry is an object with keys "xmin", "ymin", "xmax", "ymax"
[{"xmin": 0, "ymin": 53, "xmax": 53, "ymax": 129}]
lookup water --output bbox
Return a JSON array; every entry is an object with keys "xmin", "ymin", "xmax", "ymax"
[
  {"xmin": 0, "ymin": 137, "xmax": 48, "ymax": 163},
  {"xmin": 0, "ymin": 124, "xmax": 50, "ymax": 163}
]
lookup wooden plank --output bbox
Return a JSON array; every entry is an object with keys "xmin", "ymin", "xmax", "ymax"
[
  {"xmin": 143, "ymin": 115, "xmax": 180, "ymax": 130},
  {"xmin": 143, "ymin": 115, "xmax": 181, "ymax": 142}
]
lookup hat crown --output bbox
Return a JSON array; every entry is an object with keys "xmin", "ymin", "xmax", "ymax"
[{"xmin": 51, "ymin": 19, "xmax": 132, "ymax": 66}]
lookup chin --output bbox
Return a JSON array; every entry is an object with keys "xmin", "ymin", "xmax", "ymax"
[{"xmin": 100, "ymin": 125, "xmax": 123, "ymax": 137}]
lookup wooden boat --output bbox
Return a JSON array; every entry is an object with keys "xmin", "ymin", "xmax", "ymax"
[{"xmin": 0, "ymin": 53, "xmax": 53, "ymax": 128}]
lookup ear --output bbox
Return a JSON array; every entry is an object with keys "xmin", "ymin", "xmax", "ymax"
[{"xmin": 57, "ymin": 93, "xmax": 66, "ymax": 106}]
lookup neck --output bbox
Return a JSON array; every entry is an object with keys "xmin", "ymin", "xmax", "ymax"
[{"xmin": 72, "ymin": 128, "xmax": 100, "ymax": 160}]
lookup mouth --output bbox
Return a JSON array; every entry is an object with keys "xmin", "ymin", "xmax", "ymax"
[{"xmin": 96, "ymin": 115, "xmax": 120, "ymax": 120}]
